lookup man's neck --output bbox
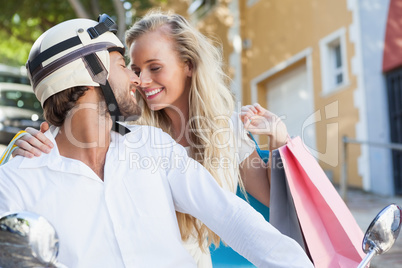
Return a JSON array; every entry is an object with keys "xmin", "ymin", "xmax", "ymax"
[{"xmin": 55, "ymin": 94, "xmax": 112, "ymax": 181}]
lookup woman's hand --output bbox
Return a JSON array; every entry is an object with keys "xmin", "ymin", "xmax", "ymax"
[
  {"xmin": 240, "ymin": 103, "xmax": 288, "ymax": 150},
  {"xmin": 11, "ymin": 122, "xmax": 53, "ymax": 158}
]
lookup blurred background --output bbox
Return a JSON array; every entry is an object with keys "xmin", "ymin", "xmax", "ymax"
[
  {"xmin": 1, "ymin": 0, "xmax": 402, "ymax": 266},
  {"xmin": 2, "ymin": 0, "xmax": 402, "ymax": 195}
]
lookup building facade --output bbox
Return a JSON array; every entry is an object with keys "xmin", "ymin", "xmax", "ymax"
[{"xmin": 165, "ymin": 0, "xmax": 399, "ymax": 196}]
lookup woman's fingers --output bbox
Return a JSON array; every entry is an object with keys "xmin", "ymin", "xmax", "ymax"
[
  {"xmin": 11, "ymin": 127, "xmax": 53, "ymax": 158},
  {"xmin": 246, "ymin": 116, "xmax": 272, "ymax": 135},
  {"xmin": 241, "ymin": 103, "xmax": 289, "ymax": 149},
  {"xmin": 40, "ymin": 122, "xmax": 50, "ymax": 133},
  {"xmin": 240, "ymin": 105, "xmax": 259, "ymax": 122},
  {"xmin": 254, "ymin": 103, "xmax": 276, "ymax": 118},
  {"xmin": 13, "ymin": 136, "xmax": 43, "ymax": 157},
  {"xmin": 11, "ymin": 147, "xmax": 36, "ymax": 158},
  {"xmin": 253, "ymin": 103, "xmax": 265, "ymax": 114},
  {"xmin": 24, "ymin": 127, "xmax": 53, "ymax": 152}
]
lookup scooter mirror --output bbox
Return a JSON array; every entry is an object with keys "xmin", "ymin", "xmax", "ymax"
[
  {"xmin": 0, "ymin": 211, "xmax": 59, "ymax": 267},
  {"xmin": 363, "ymin": 203, "xmax": 402, "ymax": 254},
  {"xmin": 358, "ymin": 203, "xmax": 402, "ymax": 268}
]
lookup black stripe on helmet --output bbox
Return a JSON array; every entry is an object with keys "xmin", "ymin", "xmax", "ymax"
[
  {"xmin": 31, "ymin": 42, "xmax": 118, "ymax": 89},
  {"xmin": 28, "ymin": 36, "xmax": 82, "ymax": 76}
]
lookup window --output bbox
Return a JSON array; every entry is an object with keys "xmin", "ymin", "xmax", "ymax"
[
  {"xmin": 188, "ymin": 0, "xmax": 217, "ymax": 20},
  {"xmin": 331, "ymin": 41, "xmax": 344, "ymax": 86},
  {"xmin": 319, "ymin": 28, "xmax": 349, "ymax": 95}
]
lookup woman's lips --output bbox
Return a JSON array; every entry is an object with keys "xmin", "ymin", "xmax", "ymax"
[{"xmin": 144, "ymin": 87, "xmax": 164, "ymax": 99}]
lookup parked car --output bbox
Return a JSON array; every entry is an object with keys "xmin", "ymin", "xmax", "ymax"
[{"xmin": 0, "ymin": 82, "xmax": 44, "ymax": 144}]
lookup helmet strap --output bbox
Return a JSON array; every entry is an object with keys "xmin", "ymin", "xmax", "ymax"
[
  {"xmin": 99, "ymin": 81, "xmax": 131, "ymax": 135},
  {"xmin": 83, "ymin": 53, "xmax": 130, "ymax": 135}
]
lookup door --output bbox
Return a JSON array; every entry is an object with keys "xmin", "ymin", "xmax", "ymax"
[
  {"xmin": 386, "ymin": 67, "xmax": 402, "ymax": 195},
  {"xmin": 266, "ymin": 63, "xmax": 317, "ymax": 151}
]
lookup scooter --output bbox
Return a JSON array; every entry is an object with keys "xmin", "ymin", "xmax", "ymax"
[
  {"xmin": 0, "ymin": 211, "xmax": 62, "ymax": 268},
  {"xmin": 0, "ymin": 204, "xmax": 401, "ymax": 267}
]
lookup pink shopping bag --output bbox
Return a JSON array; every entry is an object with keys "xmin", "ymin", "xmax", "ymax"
[{"xmin": 276, "ymin": 136, "xmax": 365, "ymax": 267}]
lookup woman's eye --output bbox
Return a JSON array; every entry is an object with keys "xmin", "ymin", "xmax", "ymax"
[{"xmin": 151, "ymin": 67, "xmax": 161, "ymax": 72}]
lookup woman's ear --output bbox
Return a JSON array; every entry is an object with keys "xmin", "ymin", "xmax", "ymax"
[{"xmin": 185, "ymin": 60, "xmax": 193, "ymax": 77}]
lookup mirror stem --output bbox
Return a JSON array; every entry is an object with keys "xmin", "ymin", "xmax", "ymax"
[{"xmin": 357, "ymin": 249, "xmax": 377, "ymax": 268}]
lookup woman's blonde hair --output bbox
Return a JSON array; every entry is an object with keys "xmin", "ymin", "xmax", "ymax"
[{"xmin": 125, "ymin": 10, "xmax": 244, "ymax": 250}]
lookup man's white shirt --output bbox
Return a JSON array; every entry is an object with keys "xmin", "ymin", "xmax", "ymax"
[{"xmin": 0, "ymin": 125, "xmax": 313, "ymax": 268}]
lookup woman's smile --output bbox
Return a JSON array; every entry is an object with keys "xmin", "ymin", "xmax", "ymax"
[{"xmin": 144, "ymin": 87, "xmax": 165, "ymax": 99}]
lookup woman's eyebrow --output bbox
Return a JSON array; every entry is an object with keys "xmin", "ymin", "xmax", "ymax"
[
  {"xmin": 138, "ymin": 59, "xmax": 161, "ymax": 65},
  {"xmin": 130, "ymin": 58, "xmax": 161, "ymax": 68}
]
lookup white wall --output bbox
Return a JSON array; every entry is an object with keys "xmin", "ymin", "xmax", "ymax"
[
  {"xmin": 359, "ymin": 0, "xmax": 393, "ymax": 195},
  {"xmin": 228, "ymin": 0, "xmax": 243, "ymax": 108}
]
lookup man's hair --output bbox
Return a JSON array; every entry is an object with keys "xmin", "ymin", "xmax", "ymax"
[{"xmin": 43, "ymin": 86, "xmax": 89, "ymax": 126}]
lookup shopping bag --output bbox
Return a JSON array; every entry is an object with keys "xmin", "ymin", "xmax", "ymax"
[
  {"xmin": 270, "ymin": 149, "xmax": 307, "ymax": 251},
  {"xmin": 270, "ymin": 136, "xmax": 365, "ymax": 268}
]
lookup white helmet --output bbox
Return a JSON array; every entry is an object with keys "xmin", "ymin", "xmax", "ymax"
[{"xmin": 26, "ymin": 14, "xmax": 130, "ymax": 134}]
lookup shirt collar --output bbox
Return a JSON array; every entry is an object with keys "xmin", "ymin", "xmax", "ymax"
[
  {"xmin": 19, "ymin": 126, "xmax": 61, "ymax": 169},
  {"xmin": 18, "ymin": 126, "xmax": 103, "ymax": 181}
]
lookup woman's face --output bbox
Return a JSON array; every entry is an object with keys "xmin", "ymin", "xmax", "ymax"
[{"xmin": 129, "ymin": 26, "xmax": 192, "ymax": 112}]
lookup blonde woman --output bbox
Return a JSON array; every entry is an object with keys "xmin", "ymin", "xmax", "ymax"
[{"xmin": 12, "ymin": 10, "xmax": 288, "ymax": 267}]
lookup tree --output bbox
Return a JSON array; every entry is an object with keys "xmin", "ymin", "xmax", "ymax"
[{"xmin": 0, "ymin": 0, "xmax": 163, "ymax": 67}]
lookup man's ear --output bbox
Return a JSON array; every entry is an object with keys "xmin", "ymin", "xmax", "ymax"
[
  {"xmin": 86, "ymin": 86, "xmax": 101, "ymax": 98},
  {"xmin": 86, "ymin": 86, "xmax": 97, "ymax": 94}
]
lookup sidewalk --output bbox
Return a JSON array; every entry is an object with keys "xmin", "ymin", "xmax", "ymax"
[{"xmin": 344, "ymin": 187, "xmax": 402, "ymax": 268}]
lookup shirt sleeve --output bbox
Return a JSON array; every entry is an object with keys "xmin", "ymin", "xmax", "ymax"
[
  {"xmin": 0, "ymin": 167, "xmax": 25, "ymax": 216},
  {"xmin": 230, "ymin": 112, "xmax": 256, "ymax": 163},
  {"xmin": 166, "ymin": 143, "xmax": 313, "ymax": 268}
]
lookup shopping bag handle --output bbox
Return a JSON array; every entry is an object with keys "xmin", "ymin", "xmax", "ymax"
[
  {"xmin": 249, "ymin": 133, "xmax": 295, "ymax": 162},
  {"xmin": 286, "ymin": 134, "xmax": 293, "ymax": 144},
  {"xmin": 248, "ymin": 132, "xmax": 270, "ymax": 163},
  {"xmin": 0, "ymin": 130, "xmax": 28, "ymax": 166}
]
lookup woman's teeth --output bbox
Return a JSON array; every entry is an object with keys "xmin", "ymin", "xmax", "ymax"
[{"xmin": 145, "ymin": 88, "xmax": 163, "ymax": 97}]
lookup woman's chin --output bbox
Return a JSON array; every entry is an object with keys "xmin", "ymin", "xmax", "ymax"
[{"xmin": 147, "ymin": 103, "xmax": 166, "ymax": 111}]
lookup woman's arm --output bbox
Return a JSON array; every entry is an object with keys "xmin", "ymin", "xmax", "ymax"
[
  {"xmin": 239, "ymin": 103, "xmax": 289, "ymax": 207},
  {"xmin": 240, "ymin": 150, "xmax": 271, "ymax": 207},
  {"xmin": 167, "ymin": 142, "xmax": 312, "ymax": 267},
  {"xmin": 12, "ymin": 122, "xmax": 52, "ymax": 158}
]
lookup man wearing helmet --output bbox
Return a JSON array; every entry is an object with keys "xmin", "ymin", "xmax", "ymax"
[{"xmin": 0, "ymin": 16, "xmax": 313, "ymax": 267}]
